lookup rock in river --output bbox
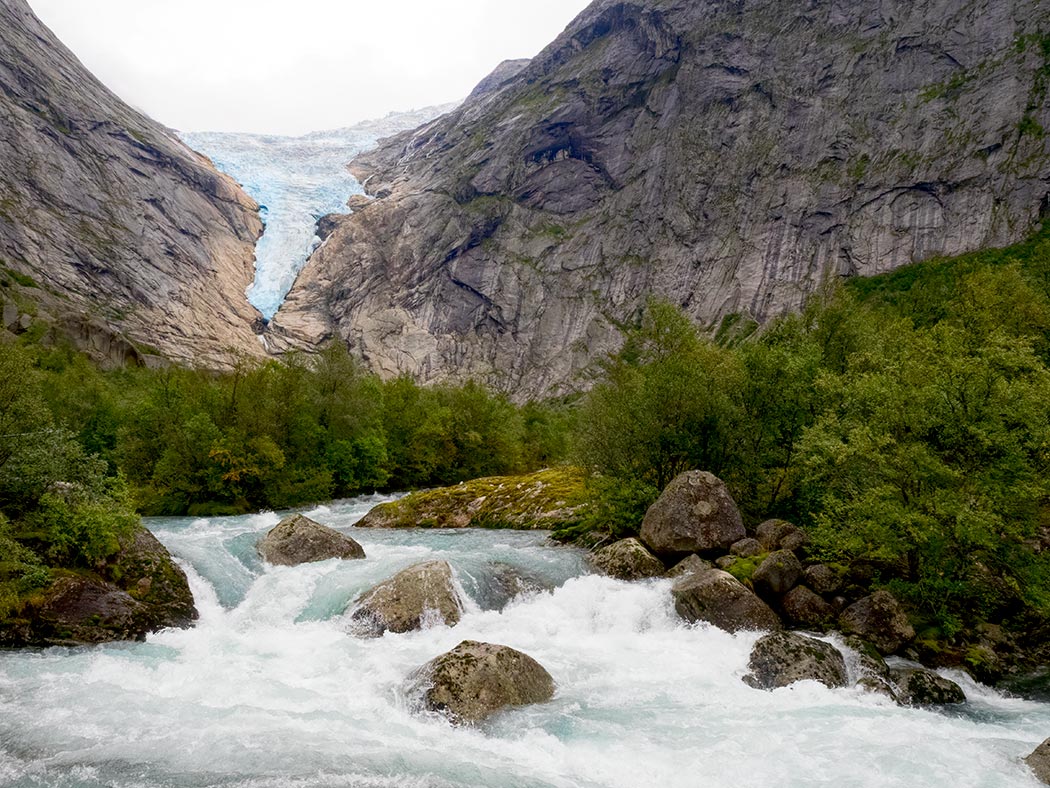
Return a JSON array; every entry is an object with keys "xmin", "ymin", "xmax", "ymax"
[
  {"xmin": 1027, "ymin": 738, "xmax": 1050, "ymax": 785},
  {"xmin": 591, "ymin": 538, "xmax": 665, "ymax": 581},
  {"xmin": 410, "ymin": 640, "xmax": 555, "ymax": 724},
  {"xmin": 671, "ymin": 568, "xmax": 782, "ymax": 633},
  {"xmin": 838, "ymin": 590, "xmax": 916, "ymax": 655},
  {"xmin": 744, "ymin": 631, "xmax": 849, "ymax": 690},
  {"xmin": 640, "ymin": 471, "xmax": 745, "ymax": 557},
  {"xmin": 258, "ymin": 514, "xmax": 365, "ymax": 566},
  {"xmin": 350, "ymin": 560, "xmax": 462, "ymax": 637},
  {"xmin": 889, "ymin": 667, "xmax": 966, "ymax": 706}
]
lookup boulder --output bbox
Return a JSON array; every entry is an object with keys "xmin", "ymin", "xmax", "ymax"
[
  {"xmin": 744, "ymin": 631, "xmax": 849, "ymax": 690},
  {"xmin": 410, "ymin": 640, "xmax": 555, "ymax": 724},
  {"xmin": 591, "ymin": 538, "xmax": 665, "ymax": 581},
  {"xmin": 755, "ymin": 520, "xmax": 807, "ymax": 552},
  {"xmin": 730, "ymin": 538, "xmax": 764, "ymax": 557},
  {"xmin": 29, "ymin": 575, "xmax": 145, "ymax": 644},
  {"xmin": 350, "ymin": 560, "xmax": 462, "ymax": 637},
  {"xmin": 671, "ymin": 568, "xmax": 782, "ymax": 633},
  {"xmin": 751, "ymin": 550, "xmax": 803, "ymax": 597},
  {"xmin": 803, "ymin": 564, "xmax": 843, "ymax": 596},
  {"xmin": 715, "ymin": 556, "xmax": 738, "ymax": 570},
  {"xmin": 258, "ymin": 514, "xmax": 366, "ymax": 566},
  {"xmin": 889, "ymin": 667, "xmax": 966, "ymax": 706},
  {"xmin": 838, "ymin": 590, "xmax": 916, "ymax": 655},
  {"xmin": 472, "ymin": 563, "xmax": 549, "ymax": 611},
  {"xmin": 1026, "ymin": 738, "xmax": 1050, "ymax": 785},
  {"xmin": 668, "ymin": 554, "xmax": 712, "ymax": 578},
  {"xmin": 781, "ymin": 586, "xmax": 835, "ymax": 629},
  {"xmin": 640, "ymin": 471, "xmax": 745, "ymax": 557},
  {"xmin": 844, "ymin": 636, "xmax": 899, "ymax": 699},
  {"xmin": 103, "ymin": 526, "xmax": 198, "ymax": 631}
]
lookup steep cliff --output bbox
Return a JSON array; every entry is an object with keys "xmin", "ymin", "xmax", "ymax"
[
  {"xmin": 271, "ymin": 0, "xmax": 1050, "ymax": 398},
  {"xmin": 0, "ymin": 0, "xmax": 264, "ymax": 367}
]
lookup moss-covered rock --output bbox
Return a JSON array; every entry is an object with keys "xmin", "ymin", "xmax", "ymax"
[
  {"xmin": 0, "ymin": 524, "xmax": 196, "ymax": 646},
  {"xmin": 410, "ymin": 640, "xmax": 555, "ymax": 724},
  {"xmin": 890, "ymin": 667, "xmax": 966, "ymax": 706},
  {"xmin": 257, "ymin": 514, "xmax": 365, "ymax": 566},
  {"xmin": 356, "ymin": 468, "xmax": 590, "ymax": 530},
  {"xmin": 591, "ymin": 538, "xmax": 665, "ymax": 581},
  {"xmin": 744, "ymin": 631, "xmax": 849, "ymax": 690},
  {"xmin": 671, "ymin": 568, "xmax": 782, "ymax": 634}
]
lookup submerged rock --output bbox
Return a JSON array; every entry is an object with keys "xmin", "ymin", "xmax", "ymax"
[
  {"xmin": 671, "ymin": 568, "xmax": 782, "ymax": 633},
  {"xmin": 640, "ymin": 472, "xmax": 745, "ymax": 557},
  {"xmin": 1027, "ymin": 738, "xmax": 1050, "ymax": 785},
  {"xmin": 744, "ymin": 631, "xmax": 849, "ymax": 690},
  {"xmin": 889, "ymin": 667, "xmax": 966, "ymax": 706},
  {"xmin": 258, "ymin": 514, "xmax": 366, "ymax": 566},
  {"xmin": 350, "ymin": 560, "xmax": 462, "ymax": 637},
  {"xmin": 591, "ymin": 538, "xmax": 665, "ymax": 581},
  {"xmin": 839, "ymin": 590, "xmax": 916, "ymax": 655},
  {"xmin": 409, "ymin": 640, "xmax": 555, "ymax": 724},
  {"xmin": 472, "ymin": 563, "xmax": 549, "ymax": 611}
]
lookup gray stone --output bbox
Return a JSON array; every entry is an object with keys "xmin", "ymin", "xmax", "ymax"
[
  {"xmin": 350, "ymin": 560, "xmax": 462, "ymax": 637},
  {"xmin": 671, "ymin": 568, "xmax": 782, "ymax": 634},
  {"xmin": 839, "ymin": 590, "xmax": 916, "ymax": 655},
  {"xmin": 639, "ymin": 472, "xmax": 745, "ymax": 557},
  {"xmin": 755, "ymin": 520, "xmax": 805, "ymax": 552},
  {"xmin": 715, "ymin": 556, "xmax": 738, "ymax": 571},
  {"xmin": 1026, "ymin": 738, "xmax": 1050, "ymax": 785},
  {"xmin": 889, "ymin": 667, "xmax": 966, "ymax": 706},
  {"xmin": 781, "ymin": 585, "xmax": 835, "ymax": 629},
  {"xmin": 730, "ymin": 538, "xmax": 764, "ymax": 558},
  {"xmin": 591, "ymin": 538, "xmax": 665, "ymax": 581},
  {"xmin": 804, "ymin": 564, "xmax": 844, "ymax": 596},
  {"xmin": 744, "ymin": 631, "xmax": 849, "ymax": 690},
  {"xmin": 667, "ymin": 554, "xmax": 712, "ymax": 578},
  {"xmin": 751, "ymin": 550, "xmax": 803, "ymax": 597},
  {"xmin": 258, "ymin": 514, "xmax": 366, "ymax": 566},
  {"xmin": 410, "ymin": 640, "xmax": 555, "ymax": 724}
]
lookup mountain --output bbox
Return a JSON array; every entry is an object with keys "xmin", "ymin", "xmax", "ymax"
[
  {"xmin": 270, "ymin": 0, "xmax": 1050, "ymax": 398},
  {"xmin": 0, "ymin": 0, "xmax": 264, "ymax": 367}
]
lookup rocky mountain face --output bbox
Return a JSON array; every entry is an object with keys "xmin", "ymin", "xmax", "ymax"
[
  {"xmin": 0, "ymin": 0, "xmax": 264, "ymax": 367},
  {"xmin": 270, "ymin": 0, "xmax": 1050, "ymax": 398}
]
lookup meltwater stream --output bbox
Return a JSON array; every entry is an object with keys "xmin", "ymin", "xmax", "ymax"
[{"xmin": 2, "ymin": 495, "xmax": 1049, "ymax": 787}]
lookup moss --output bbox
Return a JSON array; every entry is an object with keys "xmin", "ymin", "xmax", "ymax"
[
  {"xmin": 727, "ymin": 553, "xmax": 768, "ymax": 584},
  {"xmin": 361, "ymin": 467, "xmax": 593, "ymax": 531},
  {"xmin": 2, "ymin": 267, "xmax": 39, "ymax": 289}
]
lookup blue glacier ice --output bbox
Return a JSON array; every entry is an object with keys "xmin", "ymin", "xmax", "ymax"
[{"xmin": 182, "ymin": 105, "xmax": 456, "ymax": 322}]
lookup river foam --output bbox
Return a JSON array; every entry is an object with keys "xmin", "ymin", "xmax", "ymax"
[{"xmin": 1, "ymin": 497, "xmax": 1047, "ymax": 787}]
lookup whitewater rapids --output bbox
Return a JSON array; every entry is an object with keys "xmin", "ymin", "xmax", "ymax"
[{"xmin": 1, "ymin": 496, "xmax": 1048, "ymax": 787}]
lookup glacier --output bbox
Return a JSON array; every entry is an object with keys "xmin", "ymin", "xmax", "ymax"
[{"xmin": 182, "ymin": 105, "xmax": 456, "ymax": 322}]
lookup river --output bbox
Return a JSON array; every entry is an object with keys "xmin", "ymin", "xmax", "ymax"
[{"xmin": 0, "ymin": 496, "xmax": 1048, "ymax": 787}]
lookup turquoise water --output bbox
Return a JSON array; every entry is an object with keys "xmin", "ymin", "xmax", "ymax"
[{"xmin": 0, "ymin": 496, "xmax": 1048, "ymax": 787}]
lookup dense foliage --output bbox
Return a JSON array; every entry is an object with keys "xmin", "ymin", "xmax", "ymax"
[{"xmin": 572, "ymin": 225, "xmax": 1050, "ymax": 633}]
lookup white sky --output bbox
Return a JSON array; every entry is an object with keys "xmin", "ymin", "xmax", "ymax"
[{"xmin": 28, "ymin": 0, "xmax": 592, "ymax": 135}]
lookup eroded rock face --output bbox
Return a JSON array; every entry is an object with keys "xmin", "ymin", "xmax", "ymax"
[
  {"xmin": 839, "ymin": 590, "xmax": 916, "ymax": 655},
  {"xmin": 257, "ymin": 514, "xmax": 366, "ymax": 566},
  {"xmin": 350, "ymin": 560, "xmax": 462, "ymax": 637},
  {"xmin": 889, "ymin": 667, "xmax": 966, "ymax": 706},
  {"xmin": 671, "ymin": 568, "xmax": 782, "ymax": 634},
  {"xmin": 1026, "ymin": 738, "xmax": 1050, "ymax": 785},
  {"xmin": 0, "ymin": 0, "xmax": 265, "ymax": 369},
  {"xmin": 640, "ymin": 472, "xmax": 745, "ymax": 557},
  {"xmin": 269, "ymin": 0, "xmax": 1050, "ymax": 398},
  {"xmin": 744, "ymin": 632, "xmax": 848, "ymax": 690},
  {"xmin": 591, "ymin": 538, "xmax": 665, "ymax": 581},
  {"xmin": 410, "ymin": 640, "xmax": 555, "ymax": 724}
]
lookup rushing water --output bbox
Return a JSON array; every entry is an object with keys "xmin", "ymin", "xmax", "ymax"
[
  {"xmin": 1, "ymin": 496, "xmax": 1048, "ymax": 788},
  {"xmin": 182, "ymin": 106, "xmax": 454, "ymax": 321}
]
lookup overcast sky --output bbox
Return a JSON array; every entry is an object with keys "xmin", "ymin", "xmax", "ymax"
[{"xmin": 28, "ymin": 0, "xmax": 591, "ymax": 136}]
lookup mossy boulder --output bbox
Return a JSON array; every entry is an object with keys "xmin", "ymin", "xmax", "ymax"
[
  {"xmin": 803, "ymin": 564, "xmax": 844, "ymax": 596},
  {"xmin": 839, "ymin": 590, "xmax": 916, "ymax": 655},
  {"xmin": 1026, "ymin": 738, "xmax": 1050, "ymax": 785},
  {"xmin": 781, "ymin": 585, "xmax": 836, "ymax": 630},
  {"xmin": 356, "ymin": 468, "xmax": 590, "ymax": 530},
  {"xmin": 591, "ymin": 538, "xmax": 665, "ymax": 581},
  {"xmin": 640, "ymin": 471, "xmax": 745, "ymax": 558},
  {"xmin": 751, "ymin": 549, "xmax": 803, "ymax": 598},
  {"xmin": 257, "ymin": 514, "xmax": 365, "ymax": 566},
  {"xmin": 410, "ymin": 640, "xmax": 555, "ymax": 724},
  {"xmin": 671, "ymin": 568, "xmax": 782, "ymax": 633},
  {"xmin": 744, "ymin": 631, "xmax": 849, "ymax": 690},
  {"xmin": 889, "ymin": 667, "xmax": 966, "ymax": 706},
  {"xmin": 349, "ymin": 560, "xmax": 462, "ymax": 637},
  {"xmin": 755, "ymin": 520, "xmax": 808, "ymax": 552},
  {"xmin": 0, "ymin": 524, "xmax": 196, "ymax": 646}
]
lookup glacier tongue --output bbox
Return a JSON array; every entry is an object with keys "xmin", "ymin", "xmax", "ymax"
[{"xmin": 182, "ymin": 105, "xmax": 456, "ymax": 322}]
